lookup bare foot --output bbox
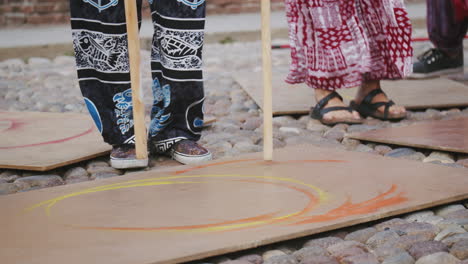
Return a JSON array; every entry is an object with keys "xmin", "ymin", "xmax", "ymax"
[
  {"xmin": 315, "ymin": 89, "xmax": 361, "ymax": 123},
  {"xmin": 354, "ymin": 80, "xmax": 406, "ymax": 116}
]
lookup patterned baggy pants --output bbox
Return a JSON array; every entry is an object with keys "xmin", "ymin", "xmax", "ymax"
[
  {"xmin": 427, "ymin": 0, "xmax": 468, "ymax": 57},
  {"xmin": 69, "ymin": 0, "xmax": 206, "ymax": 153},
  {"xmin": 284, "ymin": 0, "xmax": 413, "ymax": 90}
]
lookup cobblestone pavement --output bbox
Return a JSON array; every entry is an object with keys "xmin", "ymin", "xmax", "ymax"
[{"xmin": 1, "ymin": 39, "xmax": 468, "ymax": 263}]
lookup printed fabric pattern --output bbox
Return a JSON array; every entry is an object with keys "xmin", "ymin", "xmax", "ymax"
[
  {"xmin": 285, "ymin": 0, "xmax": 413, "ymax": 90},
  {"xmin": 69, "ymin": 0, "xmax": 205, "ymax": 146}
]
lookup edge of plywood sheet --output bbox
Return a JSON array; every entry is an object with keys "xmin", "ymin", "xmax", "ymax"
[
  {"xmin": 347, "ymin": 117, "xmax": 468, "ymax": 154},
  {"xmin": 0, "ymin": 150, "xmax": 111, "ymax": 171},
  {"xmin": 348, "ymin": 134, "xmax": 468, "ymax": 154},
  {"xmin": 204, "ymin": 116, "xmax": 217, "ymax": 126},
  {"xmin": 268, "ymin": 109, "xmax": 310, "ymax": 116},
  {"xmin": 0, "ymin": 111, "xmax": 112, "ymax": 171},
  {"xmin": 342, "ymin": 78, "xmax": 468, "ymax": 110}
]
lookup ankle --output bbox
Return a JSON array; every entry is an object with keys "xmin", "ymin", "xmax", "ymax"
[
  {"xmin": 315, "ymin": 88, "xmax": 333, "ymax": 101},
  {"xmin": 356, "ymin": 80, "xmax": 380, "ymax": 101}
]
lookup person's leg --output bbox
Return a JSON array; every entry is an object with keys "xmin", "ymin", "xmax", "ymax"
[
  {"xmin": 412, "ymin": 0, "xmax": 467, "ymax": 77},
  {"xmin": 313, "ymin": 89, "xmax": 361, "ymax": 124},
  {"xmin": 354, "ymin": 80, "xmax": 406, "ymax": 117},
  {"xmin": 69, "ymin": 0, "xmax": 147, "ymax": 168},
  {"xmin": 348, "ymin": 0, "xmax": 409, "ymax": 119},
  {"xmin": 428, "ymin": 0, "xmax": 467, "ymax": 56},
  {"xmin": 284, "ymin": 0, "xmax": 361, "ymax": 125},
  {"xmin": 147, "ymin": 0, "xmax": 211, "ymax": 164}
]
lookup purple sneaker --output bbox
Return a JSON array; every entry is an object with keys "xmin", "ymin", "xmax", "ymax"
[
  {"xmin": 170, "ymin": 140, "xmax": 212, "ymax": 165},
  {"xmin": 110, "ymin": 144, "xmax": 148, "ymax": 169}
]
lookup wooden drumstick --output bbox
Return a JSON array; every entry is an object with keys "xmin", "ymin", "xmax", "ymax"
[
  {"xmin": 261, "ymin": 0, "xmax": 273, "ymax": 161},
  {"xmin": 124, "ymin": 0, "xmax": 147, "ymax": 160}
]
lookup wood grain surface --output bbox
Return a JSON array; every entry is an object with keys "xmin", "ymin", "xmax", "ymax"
[
  {"xmin": 1, "ymin": 145, "xmax": 467, "ymax": 264},
  {"xmin": 348, "ymin": 117, "xmax": 468, "ymax": 154},
  {"xmin": 261, "ymin": 0, "xmax": 273, "ymax": 161},
  {"xmin": 0, "ymin": 112, "xmax": 216, "ymax": 171},
  {"xmin": 124, "ymin": 0, "xmax": 147, "ymax": 160},
  {"xmin": 234, "ymin": 68, "xmax": 468, "ymax": 115},
  {"xmin": 0, "ymin": 112, "xmax": 111, "ymax": 171}
]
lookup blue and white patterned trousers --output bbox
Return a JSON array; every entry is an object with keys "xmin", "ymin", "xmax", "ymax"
[{"xmin": 69, "ymin": 0, "xmax": 206, "ymax": 153}]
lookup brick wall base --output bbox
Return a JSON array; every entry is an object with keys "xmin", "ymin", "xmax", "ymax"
[{"xmin": 0, "ymin": 0, "xmax": 286, "ymax": 27}]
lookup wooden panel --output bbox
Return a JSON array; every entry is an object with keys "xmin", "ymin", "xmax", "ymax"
[
  {"xmin": 348, "ymin": 117, "xmax": 468, "ymax": 154},
  {"xmin": 204, "ymin": 116, "xmax": 217, "ymax": 126},
  {"xmin": 0, "ymin": 112, "xmax": 216, "ymax": 171},
  {"xmin": 0, "ymin": 112, "xmax": 111, "ymax": 171},
  {"xmin": 1, "ymin": 145, "xmax": 467, "ymax": 264},
  {"xmin": 234, "ymin": 68, "xmax": 468, "ymax": 115}
]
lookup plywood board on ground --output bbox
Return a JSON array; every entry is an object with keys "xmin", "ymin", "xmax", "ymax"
[
  {"xmin": 0, "ymin": 111, "xmax": 111, "ymax": 171},
  {"xmin": 204, "ymin": 116, "xmax": 217, "ymax": 126},
  {"xmin": 234, "ymin": 68, "xmax": 468, "ymax": 115},
  {"xmin": 0, "ymin": 112, "xmax": 216, "ymax": 171},
  {"xmin": 348, "ymin": 117, "xmax": 468, "ymax": 154},
  {"xmin": 1, "ymin": 145, "xmax": 467, "ymax": 264}
]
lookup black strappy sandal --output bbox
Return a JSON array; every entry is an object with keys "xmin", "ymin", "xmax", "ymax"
[
  {"xmin": 311, "ymin": 91, "xmax": 363, "ymax": 126},
  {"xmin": 350, "ymin": 88, "xmax": 406, "ymax": 121}
]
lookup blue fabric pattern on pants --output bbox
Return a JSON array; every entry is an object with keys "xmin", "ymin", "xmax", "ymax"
[
  {"xmin": 113, "ymin": 88, "xmax": 133, "ymax": 135},
  {"xmin": 149, "ymin": 78, "xmax": 171, "ymax": 137},
  {"xmin": 83, "ymin": 0, "xmax": 119, "ymax": 12},
  {"xmin": 84, "ymin": 97, "xmax": 103, "ymax": 133},
  {"xmin": 177, "ymin": 0, "xmax": 205, "ymax": 9}
]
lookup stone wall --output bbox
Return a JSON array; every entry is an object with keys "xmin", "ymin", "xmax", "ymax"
[{"xmin": 0, "ymin": 0, "xmax": 286, "ymax": 27}]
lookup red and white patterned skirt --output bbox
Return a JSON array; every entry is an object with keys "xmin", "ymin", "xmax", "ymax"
[{"xmin": 285, "ymin": 0, "xmax": 413, "ymax": 90}]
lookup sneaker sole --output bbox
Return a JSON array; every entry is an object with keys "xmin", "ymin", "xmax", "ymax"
[
  {"xmin": 110, "ymin": 158, "xmax": 148, "ymax": 169},
  {"xmin": 172, "ymin": 151, "xmax": 212, "ymax": 165},
  {"xmin": 409, "ymin": 67, "xmax": 464, "ymax": 79}
]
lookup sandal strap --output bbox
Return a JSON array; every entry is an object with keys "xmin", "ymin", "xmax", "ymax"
[
  {"xmin": 320, "ymin": 106, "xmax": 353, "ymax": 116},
  {"xmin": 312, "ymin": 91, "xmax": 346, "ymax": 119},
  {"xmin": 364, "ymin": 100, "xmax": 395, "ymax": 119},
  {"xmin": 315, "ymin": 91, "xmax": 343, "ymax": 112},
  {"xmin": 383, "ymin": 100, "xmax": 395, "ymax": 119},
  {"xmin": 362, "ymin": 88, "xmax": 385, "ymax": 105},
  {"xmin": 362, "ymin": 88, "xmax": 397, "ymax": 119}
]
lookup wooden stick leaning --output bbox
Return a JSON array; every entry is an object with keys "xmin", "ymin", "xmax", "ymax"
[
  {"xmin": 261, "ymin": 0, "xmax": 273, "ymax": 161},
  {"xmin": 124, "ymin": 0, "xmax": 147, "ymax": 160}
]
